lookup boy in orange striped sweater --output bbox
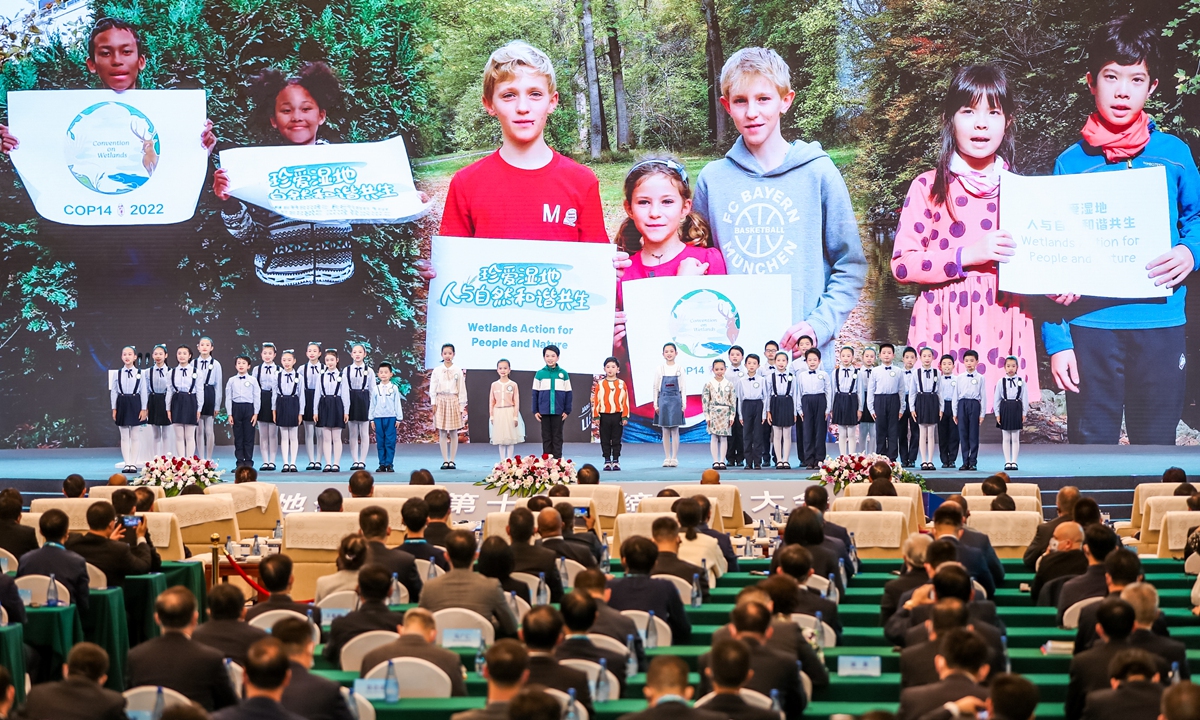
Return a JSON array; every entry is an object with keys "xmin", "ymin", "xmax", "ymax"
[{"xmin": 592, "ymin": 356, "xmax": 630, "ymax": 471}]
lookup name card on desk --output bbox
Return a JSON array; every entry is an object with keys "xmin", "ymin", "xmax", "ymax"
[
  {"xmin": 837, "ymin": 656, "xmax": 881, "ymax": 677},
  {"xmin": 321, "ymin": 607, "xmax": 352, "ymax": 622},
  {"xmin": 441, "ymin": 628, "xmax": 483, "ymax": 648},
  {"xmin": 17, "ymin": 589, "xmax": 31, "ymax": 607},
  {"xmin": 353, "ymin": 678, "xmax": 388, "ymax": 700}
]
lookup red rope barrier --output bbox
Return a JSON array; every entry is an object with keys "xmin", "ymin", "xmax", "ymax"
[{"xmin": 221, "ymin": 550, "xmax": 268, "ymax": 596}]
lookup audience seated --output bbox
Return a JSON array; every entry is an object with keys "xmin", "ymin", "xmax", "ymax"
[
  {"xmin": 700, "ymin": 638, "xmax": 784, "ymax": 720},
  {"xmin": 358, "ymin": 505, "xmax": 422, "ymax": 602},
  {"xmin": 17, "ymin": 508, "xmax": 90, "ymax": 611},
  {"xmin": 1082, "ymin": 649, "xmax": 1164, "ymax": 720},
  {"xmin": 574, "ymin": 568, "xmax": 646, "ymax": 671},
  {"xmin": 419, "ymin": 529, "xmax": 518, "ymax": 638},
  {"xmin": 607, "ymin": 536, "xmax": 691, "ymax": 643},
  {"xmin": 192, "ymin": 583, "xmax": 270, "ymax": 667},
  {"xmin": 313, "ymin": 534, "xmax": 369, "ymax": 603},
  {"xmin": 693, "ymin": 495, "xmax": 738, "ymax": 571},
  {"xmin": 1177, "ymin": 483, "xmax": 1198, "ymax": 497},
  {"xmin": 477, "ymin": 536, "xmax": 533, "ymax": 603},
  {"xmin": 410, "ymin": 468, "xmax": 435, "ymax": 485},
  {"xmin": 900, "ymin": 599, "xmax": 1000, "ymax": 688},
  {"xmin": 273, "ymin": 616, "xmax": 356, "ymax": 720},
  {"xmin": 321, "ymin": 564, "xmax": 407, "ymax": 666},
  {"xmin": 527, "ymin": 496, "xmax": 553, "ymax": 513},
  {"xmin": 1123, "ymin": 582, "xmax": 1189, "ymax": 680},
  {"xmin": 537, "ymin": 507, "xmax": 595, "ymax": 568},
  {"xmin": 555, "ymin": 591, "xmax": 630, "ymax": 695},
  {"xmin": 358, "ymin": 607, "xmax": 467, "ymax": 694},
  {"xmin": 1159, "ymin": 681, "xmax": 1200, "ymax": 720},
  {"xmin": 424, "ymin": 488, "xmax": 453, "ymax": 547},
  {"xmin": 63, "ymin": 474, "xmax": 86, "ymax": 498},
  {"xmin": 771, "ymin": 508, "xmax": 844, "ymax": 594},
  {"xmin": 554, "ymin": 501, "xmax": 604, "ymax": 564},
  {"xmin": 348, "ymin": 470, "xmax": 374, "ymax": 498},
  {"xmin": 650, "ymin": 516, "xmax": 710, "ymax": 601},
  {"xmin": 0, "ymin": 667, "xmax": 12, "ymax": 720},
  {"xmin": 506, "ymin": 507, "xmax": 563, "ymax": 602},
  {"xmin": 943, "ymin": 494, "xmax": 1005, "ymax": 583},
  {"xmin": 211, "ymin": 637, "xmax": 302, "ymax": 720},
  {"xmin": 928, "ymin": 503, "xmax": 996, "ymax": 598},
  {"xmin": 803, "ymin": 485, "xmax": 853, "ymax": 551},
  {"xmin": 1073, "ymin": 498, "xmax": 1104, "ymax": 528},
  {"xmin": 576, "ymin": 464, "xmax": 600, "ymax": 485},
  {"xmin": 890, "ymin": 564, "xmax": 1005, "ymax": 657},
  {"xmin": 774, "ymin": 544, "xmax": 842, "ymax": 639},
  {"xmin": 657, "ymin": 489, "xmax": 680, "ymax": 498},
  {"xmin": 400, "ymin": 497, "xmax": 451, "ymax": 571},
  {"xmin": 698, "ymin": 600, "xmax": 805, "ymax": 720},
  {"xmin": 1067, "ymin": 599, "xmax": 1170, "ymax": 720},
  {"xmin": 1059, "ymin": 525, "xmax": 1122, "ymax": 619},
  {"xmin": 616, "ymin": 655, "xmax": 726, "ymax": 720},
  {"xmin": 520, "ymin": 605, "xmax": 594, "ymax": 717},
  {"xmin": 450, "ymin": 639, "xmax": 529, "ymax": 720},
  {"xmin": 511, "ymin": 687, "xmax": 564, "ymax": 720},
  {"xmin": 244, "ymin": 554, "xmax": 322, "ymax": 626},
  {"xmin": 676, "ymin": 498, "xmax": 727, "ymax": 577},
  {"xmin": 896, "ymin": 628, "xmax": 991, "ymax": 720},
  {"xmin": 710, "ymin": 583, "xmax": 828, "ymax": 693},
  {"xmin": 1032, "ymin": 521, "xmax": 1087, "ymax": 604},
  {"xmin": 1025, "ymin": 486, "xmax": 1081, "ymax": 569},
  {"xmin": 920, "ymin": 673, "xmax": 1037, "ymax": 720},
  {"xmin": 107, "ymin": 473, "xmax": 128, "ymax": 486},
  {"xmin": 64, "ymin": 499, "xmax": 153, "ymax": 589},
  {"xmin": 111, "ymin": 488, "xmax": 161, "ymax": 573},
  {"xmin": 982, "ymin": 475, "xmax": 1008, "ymax": 496},
  {"xmin": 991, "ymin": 494, "xmax": 1016, "ymax": 511},
  {"xmin": 127, "ymin": 587, "xmax": 239, "ymax": 712},
  {"xmin": 21, "ymin": 642, "xmax": 125, "ymax": 720},
  {"xmin": 1076, "ymin": 551, "xmax": 1166, "ymax": 652},
  {"xmin": 882, "ymin": 534, "xmax": 933, "ymax": 624},
  {"xmin": 234, "ymin": 467, "xmax": 258, "ymax": 484},
  {"xmin": 0, "ymin": 489, "xmax": 38, "ymax": 561},
  {"xmin": 549, "ymin": 484, "xmax": 570, "ymax": 498},
  {"xmin": 316, "ymin": 488, "xmax": 343, "ymax": 513},
  {"xmin": 134, "ymin": 487, "xmax": 157, "ymax": 512}
]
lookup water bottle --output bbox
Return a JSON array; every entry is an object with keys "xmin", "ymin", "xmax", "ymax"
[
  {"xmin": 1001, "ymin": 634, "xmax": 1011, "ymax": 674},
  {"xmin": 273, "ymin": 520, "xmax": 283, "ymax": 540},
  {"xmin": 600, "ymin": 537, "xmax": 611, "ymax": 573},
  {"xmin": 838, "ymin": 557, "xmax": 849, "ymax": 589},
  {"xmin": 565, "ymin": 688, "xmax": 579, "ymax": 720},
  {"xmin": 1172, "ymin": 661, "xmax": 1181, "ymax": 685},
  {"xmin": 743, "ymin": 536, "xmax": 754, "ymax": 558},
  {"xmin": 384, "ymin": 660, "xmax": 400, "ymax": 702},
  {"xmin": 345, "ymin": 689, "xmax": 361, "ymax": 720},
  {"xmin": 536, "ymin": 572, "xmax": 549, "ymax": 605},
  {"xmin": 848, "ymin": 531, "xmax": 861, "ymax": 573},
  {"xmin": 625, "ymin": 634, "xmax": 638, "ymax": 678},
  {"xmin": 770, "ymin": 688, "xmax": 782, "ymax": 713},
  {"xmin": 474, "ymin": 521, "xmax": 484, "ymax": 547},
  {"xmin": 595, "ymin": 657, "xmax": 610, "ymax": 703},
  {"xmin": 151, "ymin": 686, "xmax": 165, "ymax": 720},
  {"xmin": 306, "ymin": 607, "xmax": 314, "ymax": 627},
  {"xmin": 224, "ymin": 658, "xmax": 238, "ymax": 697},
  {"xmin": 474, "ymin": 637, "xmax": 487, "ymax": 674},
  {"xmin": 813, "ymin": 610, "xmax": 826, "ymax": 652},
  {"xmin": 826, "ymin": 574, "xmax": 839, "ymax": 604},
  {"xmin": 389, "ymin": 573, "xmax": 403, "ymax": 605},
  {"xmin": 558, "ymin": 556, "xmax": 569, "ymax": 587},
  {"xmin": 45, "ymin": 573, "xmax": 59, "ymax": 607},
  {"xmin": 251, "ymin": 534, "xmax": 261, "ymax": 556},
  {"xmin": 645, "ymin": 610, "xmax": 659, "ymax": 648},
  {"xmin": 225, "ymin": 535, "xmax": 235, "ymax": 557},
  {"xmin": 427, "ymin": 560, "xmax": 439, "ymax": 580},
  {"xmin": 773, "ymin": 504, "xmax": 783, "ymax": 524},
  {"xmin": 691, "ymin": 573, "xmax": 703, "ymax": 608},
  {"xmin": 757, "ymin": 519, "xmax": 767, "ymax": 538},
  {"xmin": 701, "ymin": 558, "xmax": 708, "ymax": 579},
  {"xmin": 508, "ymin": 591, "xmax": 520, "ymax": 617}
]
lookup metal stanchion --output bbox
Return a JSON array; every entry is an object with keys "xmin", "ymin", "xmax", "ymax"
[{"xmin": 210, "ymin": 533, "xmax": 221, "ymax": 589}]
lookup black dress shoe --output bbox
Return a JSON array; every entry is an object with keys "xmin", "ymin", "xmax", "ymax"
[{"xmin": 959, "ymin": 464, "xmax": 970, "ymax": 470}]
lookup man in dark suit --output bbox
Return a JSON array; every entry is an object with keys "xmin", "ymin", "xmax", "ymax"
[
  {"xmin": 917, "ymin": 672, "xmax": 1038, "ymax": 720},
  {"xmin": 882, "ymin": 534, "xmax": 935, "ymax": 624},
  {"xmin": 399, "ymin": 497, "xmax": 450, "ymax": 571},
  {"xmin": 1067, "ymin": 599, "xmax": 1170, "ymax": 720},
  {"xmin": 520, "ymin": 605, "xmax": 594, "ymax": 718},
  {"xmin": 650, "ymin": 516, "xmax": 709, "ymax": 602},
  {"xmin": 419, "ymin": 531, "xmax": 519, "ymax": 638},
  {"xmin": 1059, "ymin": 525, "xmax": 1121, "ymax": 621},
  {"xmin": 321, "ymin": 565, "xmax": 407, "ymax": 667},
  {"xmin": 553, "ymin": 502, "xmax": 604, "ymax": 564},
  {"xmin": 450, "ymin": 640, "xmax": 530, "ymax": 720},
  {"xmin": 244, "ymin": 554, "xmax": 322, "ymax": 626},
  {"xmin": 16, "ymin": 508, "xmax": 89, "ymax": 612},
  {"xmin": 574, "ymin": 568, "xmax": 646, "ymax": 672},
  {"xmin": 886, "ymin": 559, "xmax": 1002, "ymax": 647},
  {"xmin": 0, "ymin": 490, "xmax": 38, "ymax": 563},
  {"xmin": 929, "ymin": 504, "xmax": 994, "ymax": 598},
  {"xmin": 697, "ymin": 601, "xmax": 806, "ymax": 720},
  {"xmin": 803, "ymin": 485, "xmax": 853, "ymax": 550},
  {"xmin": 945, "ymin": 495, "xmax": 1005, "ymax": 582},
  {"xmin": 64, "ymin": 499, "xmax": 153, "ymax": 590},
  {"xmin": 1122, "ymin": 582, "xmax": 1189, "ymax": 680},
  {"xmin": 537, "ymin": 507, "xmax": 597, "ymax": 568},
  {"xmin": 607, "ymin": 536, "xmax": 691, "ymax": 643},
  {"xmin": 896, "ymin": 628, "xmax": 991, "ymax": 720},
  {"xmin": 127, "ymin": 587, "xmax": 239, "ymax": 712},
  {"xmin": 1025, "ymin": 486, "xmax": 1080, "ymax": 569},
  {"xmin": 358, "ymin": 505, "xmax": 422, "ymax": 602},
  {"xmin": 110, "ymin": 488, "xmax": 161, "ymax": 572},
  {"xmin": 693, "ymin": 495, "xmax": 738, "ymax": 572},
  {"xmin": 20, "ymin": 642, "xmax": 126, "ymax": 720},
  {"xmin": 1081, "ymin": 649, "xmax": 1164, "ymax": 720},
  {"xmin": 699, "ymin": 638, "xmax": 786, "ymax": 720},
  {"xmin": 1032, "ymin": 521, "xmax": 1087, "ymax": 604},
  {"xmin": 900, "ymin": 599, "xmax": 1003, "ymax": 688},
  {"xmin": 615, "ymin": 656, "xmax": 726, "ymax": 720},
  {"xmin": 507, "ymin": 507, "xmax": 563, "ymax": 601},
  {"xmin": 358, "ymin": 607, "xmax": 467, "ymax": 692},
  {"xmin": 273, "ymin": 616, "xmax": 355, "ymax": 720},
  {"xmin": 1075, "ymin": 551, "xmax": 1166, "ymax": 653},
  {"xmin": 555, "ymin": 591, "xmax": 630, "ymax": 696},
  {"xmin": 212, "ymin": 638, "xmax": 307, "ymax": 720},
  {"xmin": 423, "ymin": 489, "xmax": 453, "ymax": 548},
  {"xmin": 192, "ymin": 583, "xmax": 269, "ymax": 667},
  {"xmin": 774, "ymin": 544, "xmax": 842, "ymax": 640}
]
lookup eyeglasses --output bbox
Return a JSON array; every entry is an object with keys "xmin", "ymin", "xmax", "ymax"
[{"xmin": 627, "ymin": 158, "xmax": 689, "ymax": 187}]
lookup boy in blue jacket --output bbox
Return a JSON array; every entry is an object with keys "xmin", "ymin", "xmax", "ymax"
[
  {"xmin": 533, "ymin": 345, "xmax": 572, "ymax": 458},
  {"xmin": 1046, "ymin": 16, "xmax": 1200, "ymax": 444}
]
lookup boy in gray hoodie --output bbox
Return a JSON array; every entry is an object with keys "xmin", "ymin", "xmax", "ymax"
[{"xmin": 694, "ymin": 47, "xmax": 866, "ymax": 370}]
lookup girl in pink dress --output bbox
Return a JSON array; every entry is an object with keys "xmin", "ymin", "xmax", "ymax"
[{"xmin": 890, "ymin": 65, "xmax": 1038, "ymax": 412}]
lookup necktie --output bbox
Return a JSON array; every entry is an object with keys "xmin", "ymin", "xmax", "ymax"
[
  {"xmin": 183, "ymin": 369, "xmax": 189, "ymax": 377},
  {"xmin": 126, "ymin": 369, "xmax": 133, "ymax": 377},
  {"xmin": 200, "ymin": 360, "xmax": 207, "ymax": 369},
  {"xmin": 157, "ymin": 368, "xmax": 164, "ymax": 377},
  {"xmin": 1010, "ymin": 378, "xmax": 1016, "ymax": 386},
  {"xmin": 357, "ymin": 367, "xmax": 363, "ymax": 377}
]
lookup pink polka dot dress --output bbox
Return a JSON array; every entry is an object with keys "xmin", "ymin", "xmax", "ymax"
[{"xmin": 890, "ymin": 170, "xmax": 1039, "ymax": 412}]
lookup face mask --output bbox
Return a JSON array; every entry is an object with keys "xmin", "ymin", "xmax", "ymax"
[{"xmin": 1048, "ymin": 539, "xmax": 1060, "ymax": 552}]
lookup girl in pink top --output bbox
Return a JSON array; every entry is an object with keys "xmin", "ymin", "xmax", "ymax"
[
  {"xmin": 890, "ymin": 65, "xmax": 1038, "ymax": 410},
  {"xmin": 612, "ymin": 157, "xmax": 726, "ymax": 437}
]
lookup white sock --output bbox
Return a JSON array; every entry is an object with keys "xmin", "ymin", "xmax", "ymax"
[
  {"xmin": 197, "ymin": 417, "xmax": 215, "ymax": 460},
  {"xmin": 449, "ymin": 432, "xmax": 459, "ymax": 462},
  {"xmin": 120, "ymin": 427, "xmax": 134, "ymax": 464},
  {"xmin": 670, "ymin": 429, "xmax": 680, "ymax": 460},
  {"xmin": 304, "ymin": 422, "xmax": 317, "ymax": 464},
  {"xmin": 710, "ymin": 436, "xmax": 721, "ymax": 463},
  {"xmin": 439, "ymin": 432, "xmax": 450, "ymax": 462}
]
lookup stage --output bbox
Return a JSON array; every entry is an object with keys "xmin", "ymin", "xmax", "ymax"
[{"xmin": 1, "ymin": 443, "xmax": 1197, "ymax": 521}]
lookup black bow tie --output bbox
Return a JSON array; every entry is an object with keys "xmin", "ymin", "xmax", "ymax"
[
  {"xmin": 968, "ymin": 373, "xmax": 975, "ymax": 377},
  {"xmin": 357, "ymin": 368, "xmax": 363, "ymax": 376},
  {"xmin": 327, "ymin": 372, "xmax": 335, "ymax": 377},
  {"xmin": 182, "ymin": 369, "xmax": 189, "ymax": 377},
  {"xmin": 265, "ymin": 366, "xmax": 273, "ymax": 374},
  {"xmin": 1009, "ymin": 378, "xmax": 1016, "ymax": 384},
  {"xmin": 199, "ymin": 360, "xmax": 207, "ymax": 368},
  {"xmin": 125, "ymin": 369, "xmax": 133, "ymax": 377},
  {"xmin": 156, "ymin": 368, "xmax": 164, "ymax": 376},
  {"xmin": 905, "ymin": 370, "xmax": 912, "ymax": 374},
  {"xmin": 808, "ymin": 370, "xmax": 816, "ymax": 375},
  {"xmin": 926, "ymin": 370, "xmax": 932, "ymax": 376}
]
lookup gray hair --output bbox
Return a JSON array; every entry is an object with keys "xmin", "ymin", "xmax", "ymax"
[{"xmin": 902, "ymin": 533, "xmax": 933, "ymax": 567}]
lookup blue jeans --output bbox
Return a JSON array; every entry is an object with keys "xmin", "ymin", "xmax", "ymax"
[{"xmin": 374, "ymin": 417, "xmax": 397, "ymax": 466}]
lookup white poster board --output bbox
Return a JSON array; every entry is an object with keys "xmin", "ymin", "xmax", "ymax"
[
  {"xmin": 424, "ymin": 236, "xmax": 617, "ymax": 372},
  {"xmin": 218, "ymin": 136, "xmax": 430, "ymax": 223},
  {"xmin": 7, "ymin": 89, "xmax": 209, "ymax": 225},
  {"xmin": 621, "ymin": 275, "xmax": 792, "ymax": 406},
  {"xmin": 998, "ymin": 166, "xmax": 1172, "ymax": 298}
]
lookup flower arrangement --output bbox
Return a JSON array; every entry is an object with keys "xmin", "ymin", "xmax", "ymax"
[
  {"xmin": 476, "ymin": 454, "xmax": 577, "ymax": 497},
  {"xmin": 808, "ymin": 453, "xmax": 926, "ymax": 495},
  {"xmin": 131, "ymin": 455, "xmax": 224, "ymax": 496}
]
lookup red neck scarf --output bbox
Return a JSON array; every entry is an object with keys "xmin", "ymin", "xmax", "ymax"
[{"xmin": 1081, "ymin": 111, "xmax": 1151, "ymax": 163}]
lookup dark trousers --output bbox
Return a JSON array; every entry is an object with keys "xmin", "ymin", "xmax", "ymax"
[
  {"xmin": 598, "ymin": 412, "xmax": 624, "ymax": 462},
  {"xmin": 726, "ymin": 415, "xmax": 744, "ymax": 465},
  {"xmin": 899, "ymin": 408, "xmax": 919, "ymax": 464},
  {"xmin": 1067, "ymin": 325, "xmax": 1186, "ymax": 444},
  {"xmin": 760, "ymin": 416, "xmax": 774, "ymax": 466},
  {"xmin": 231, "ymin": 402, "xmax": 255, "ymax": 465},
  {"xmin": 742, "ymin": 401, "xmax": 764, "ymax": 467},
  {"xmin": 957, "ymin": 398, "xmax": 981, "ymax": 466},
  {"xmin": 374, "ymin": 418, "xmax": 397, "ymax": 466},
  {"xmin": 873, "ymin": 393, "xmax": 901, "ymax": 460},
  {"xmin": 541, "ymin": 413, "xmax": 564, "ymax": 458},
  {"xmin": 800, "ymin": 394, "xmax": 828, "ymax": 466},
  {"xmin": 938, "ymin": 400, "xmax": 959, "ymax": 465}
]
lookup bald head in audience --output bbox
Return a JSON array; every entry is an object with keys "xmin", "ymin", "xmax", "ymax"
[
  {"xmin": 1052, "ymin": 522, "xmax": 1084, "ymax": 552},
  {"xmin": 536, "ymin": 508, "xmax": 564, "ymax": 539}
]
